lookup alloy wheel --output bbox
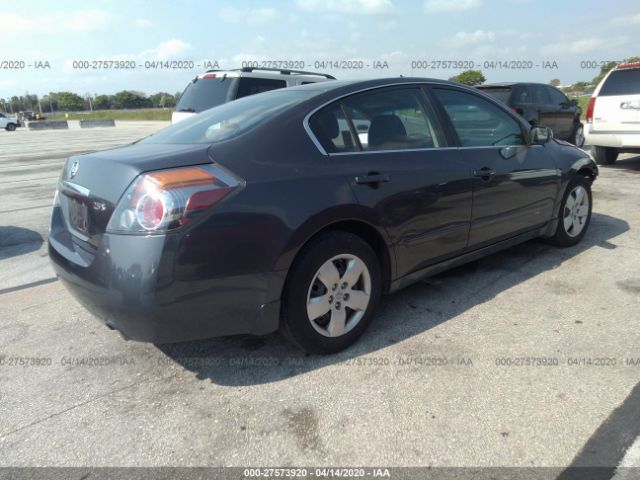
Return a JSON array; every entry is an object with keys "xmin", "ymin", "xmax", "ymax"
[
  {"xmin": 563, "ymin": 185, "xmax": 589, "ymax": 237},
  {"xmin": 306, "ymin": 254, "xmax": 371, "ymax": 337},
  {"xmin": 575, "ymin": 126, "xmax": 585, "ymax": 147}
]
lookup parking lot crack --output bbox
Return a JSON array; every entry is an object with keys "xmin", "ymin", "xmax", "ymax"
[{"xmin": 0, "ymin": 378, "xmax": 156, "ymax": 439}]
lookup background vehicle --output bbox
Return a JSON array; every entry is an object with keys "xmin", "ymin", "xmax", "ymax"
[
  {"xmin": 477, "ymin": 82, "xmax": 584, "ymax": 147},
  {"xmin": 584, "ymin": 62, "xmax": 640, "ymax": 165},
  {"xmin": 0, "ymin": 112, "xmax": 19, "ymax": 131},
  {"xmin": 20, "ymin": 111, "xmax": 46, "ymax": 121},
  {"xmin": 50, "ymin": 79, "xmax": 597, "ymax": 354},
  {"xmin": 172, "ymin": 67, "xmax": 335, "ymax": 124}
]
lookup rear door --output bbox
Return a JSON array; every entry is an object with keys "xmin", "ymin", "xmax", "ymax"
[
  {"xmin": 531, "ymin": 84, "xmax": 558, "ymax": 133},
  {"xmin": 510, "ymin": 84, "xmax": 535, "ymax": 120},
  {"xmin": 308, "ymin": 86, "xmax": 474, "ymax": 278},
  {"xmin": 546, "ymin": 85, "xmax": 575, "ymax": 139},
  {"xmin": 593, "ymin": 68, "xmax": 640, "ymax": 133},
  {"xmin": 430, "ymin": 87, "xmax": 559, "ymax": 248}
]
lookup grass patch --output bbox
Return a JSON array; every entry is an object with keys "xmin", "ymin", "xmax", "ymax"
[
  {"xmin": 568, "ymin": 96, "xmax": 591, "ymax": 120},
  {"xmin": 47, "ymin": 109, "xmax": 172, "ymax": 121}
]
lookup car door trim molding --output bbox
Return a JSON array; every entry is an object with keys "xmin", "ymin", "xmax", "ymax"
[{"xmin": 328, "ymin": 144, "xmax": 536, "ymax": 157}]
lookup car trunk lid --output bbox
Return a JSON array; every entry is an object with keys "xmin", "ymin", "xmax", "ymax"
[{"xmin": 58, "ymin": 143, "xmax": 212, "ymax": 247}]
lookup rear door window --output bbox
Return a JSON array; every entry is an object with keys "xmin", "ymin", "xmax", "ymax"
[
  {"xmin": 532, "ymin": 85, "xmax": 550, "ymax": 104},
  {"xmin": 433, "ymin": 88, "xmax": 525, "ymax": 147},
  {"xmin": 308, "ymin": 105, "xmax": 358, "ymax": 154},
  {"xmin": 478, "ymin": 87, "xmax": 512, "ymax": 104},
  {"xmin": 309, "ymin": 88, "xmax": 445, "ymax": 153},
  {"xmin": 546, "ymin": 86, "xmax": 568, "ymax": 105},
  {"xmin": 600, "ymin": 69, "xmax": 640, "ymax": 96},
  {"xmin": 342, "ymin": 88, "xmax": 445, "ymax": 151},
  {"xmin": 511, "ymin": 84, "xmax": 532, "ymax": 104},
  {"xmin": 236, "ymin": 78, "xmax": 287, "ymax": 99}
]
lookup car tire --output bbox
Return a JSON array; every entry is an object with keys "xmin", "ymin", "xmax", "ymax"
[
  {"xmin": 5, "ymin": 123, "xmax": 16, "ymax": 132},
  {"xmin": 281, "ymin": 231, "xmax": 382, "ymax": 354},
  {"xmin": 592, "ymin": 146, "xmax": 618, "ymax": 165},
  {"xmin": 569, "ymin": 123, "xmax": 585, "ymax": 148},
  {"xmin": 547, "ymin": 176, "xmax": 592, "ymax": 247}
]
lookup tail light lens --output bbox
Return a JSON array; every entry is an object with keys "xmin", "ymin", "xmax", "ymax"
[
  {"xmin": 585, "ymin": 97, "xmax": 596, "ymax": 123},
  {"xmin": 106, "ymin": 164, "xmax": 242, "ymax": 234}
]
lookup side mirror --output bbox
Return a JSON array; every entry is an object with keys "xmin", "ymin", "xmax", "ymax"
[
  {"xmin": 531, "ymin": 126, "xmax": 553, "ymax": 145},
  {"xmin": 570, "ymin": 99, "xmax": 578, "ymax": 107}
]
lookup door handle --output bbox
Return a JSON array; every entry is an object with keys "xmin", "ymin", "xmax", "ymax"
[
  {"xmin": 355, "ymin": 173, "xmax": 390, "ymax": 185},
  {"xmin": 473, "ymin": 167, "xmax": 496, "ymax": 180}
]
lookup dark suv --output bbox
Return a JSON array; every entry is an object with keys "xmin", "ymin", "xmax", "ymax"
[{"xmin": 477, "ymin": 83, "xmax": 584, "ymax": 147}]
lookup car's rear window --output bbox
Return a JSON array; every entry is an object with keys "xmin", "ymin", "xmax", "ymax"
[
  {"xmin": 478, "ymin": 87, "xmax": 512, "ymax": 103},
  {"xmin": 140, "ymin": 90, "xmax": 316, "ymax": 145},
  {"xmin": 600, "ymin": 69, "xmax": 640, "ymax": 96},
  {"xmin": 175, "ymin": 77, "xmax": 235, "ymax": 113}
]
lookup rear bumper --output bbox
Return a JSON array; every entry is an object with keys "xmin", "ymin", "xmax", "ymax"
[
  {"xmin": 49, "ymin": 226, "xmax": 283, "ymax": 343},
  {"xmin": 585, "ymin": 126, "xmax": 640, "ymax": 149}
]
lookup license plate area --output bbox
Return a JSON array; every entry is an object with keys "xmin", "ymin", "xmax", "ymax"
[{"xmin": 68, "ymin": 197, "xmax": 90, "ymax": 237}]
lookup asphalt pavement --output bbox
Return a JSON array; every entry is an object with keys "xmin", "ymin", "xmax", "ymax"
[{"xmin": 0, "ymin": 124, "xmax": 639, "ymax": 476}]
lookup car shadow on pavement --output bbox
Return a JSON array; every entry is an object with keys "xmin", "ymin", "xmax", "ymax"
[
  {"xmin": 605, "ymin": 153, "xmax": 640, "ymax": 173},
  {"xmin": 156, "ymin": 212, "xmax": 629, "ymax": 386},
  {"xmin": 0, "ymin": 226, "xmax": 43, "ymax": 260}
]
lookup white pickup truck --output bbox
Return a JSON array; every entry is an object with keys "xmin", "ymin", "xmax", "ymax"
[{"xmin": 0, "ymin": 112, "xmax": 19, "ymax": 131}]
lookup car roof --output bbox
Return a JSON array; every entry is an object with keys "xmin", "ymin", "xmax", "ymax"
[
  {"xmin": 286, "ymin": 76, "xmax": 471, "ymax": 93},
  {"xmin": 194, "ymin": 67, "xmax": 335, "ymax": 82},
  {"xmin": 479, "ymin": 82, "xmax": 556, "ymax": 88}
]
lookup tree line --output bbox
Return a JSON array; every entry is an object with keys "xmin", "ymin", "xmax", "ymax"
[
  {"xmin": 0, "ymin": 90, "xmax": 183, "ymax": 114},
  {"xmin": 2, "ymin": 56, "xmax": 638, "ymax": 113}
]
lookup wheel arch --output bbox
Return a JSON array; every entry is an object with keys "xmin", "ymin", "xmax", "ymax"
[
  {"xmin": 543, "ymin": 159, "xmax": 596, "ymax": 238},
  {"xmin": 276, "ymin": 213, "xmax": 395, "ymax": 296}
]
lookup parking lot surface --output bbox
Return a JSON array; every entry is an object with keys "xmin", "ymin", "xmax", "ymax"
[{"xmin": 0, "ymin": 124, "xmax": 639, "ymax": 470}]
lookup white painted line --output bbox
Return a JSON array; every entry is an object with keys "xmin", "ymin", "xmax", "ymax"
[{"xmin": 612, "ymin": 435, "xmax": 640, "ymax": 479}]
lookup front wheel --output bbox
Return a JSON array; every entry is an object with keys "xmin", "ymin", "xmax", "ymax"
[
  {"xmin": 281, "ymin": 231, "xmax": 382, "ymax": 354},
  {"xmin": 547, "ymin": 176, "xmax": 592, "ymax": 247},
  {"xmin": 5, "ymin": 123, "xmax": 16, "ymax": 132},
  {"xmin": 592, "ymin": 146, "xmax": 618, "ymax": 165}
]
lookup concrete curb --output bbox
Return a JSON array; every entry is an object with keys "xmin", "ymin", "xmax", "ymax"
[
  {"xmin": 79, "ymin": 119, "xmax": 116, "ymax": 128},
  {"xmin": 27, "ymin": 121, "xmax": 69, "ymax": 130}
]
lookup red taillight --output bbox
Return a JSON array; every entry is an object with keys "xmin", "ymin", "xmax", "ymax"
[
  {"xmin": 202, "ymin": 73, "xmax": 217, "ymax": 79},
  {"xmin": 585, "ymin": 97, "xmax": 596, "ymax": 123},
  {"xmin": 182, "ymin": 188, "xmax": 233, "ymax": 225},
  {"xmin": 107, "ymin": 165, "xmax": 242, "ymax": 234},
  {"xmin": 617, "ymin": 62, "xmax": 640, "ymax": 70}
]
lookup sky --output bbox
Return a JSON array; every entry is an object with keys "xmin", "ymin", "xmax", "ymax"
[{"xmin": 1, "ymin": 0, "xmax": 639, "ymax": 99}]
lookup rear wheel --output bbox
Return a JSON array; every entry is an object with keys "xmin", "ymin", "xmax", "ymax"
[
  {"xmin": 547, "ymin": 176, "xmax": 592, "ymax": 247},
  {"xmin": 281, "ymin": 231, "xmax": 381, "ymax": 354},
  {"xmin": 5, "ymin": 123, "xmax": 16, "ymax": 132},
  {"xmin": 569, "ymin": 123, "xmax": 584, "ymax": 147},
  {"xmin": 592, "ymin": 146, "xmax": 618, "ymax": 165}
]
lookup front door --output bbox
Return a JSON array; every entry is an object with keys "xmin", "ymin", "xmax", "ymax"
[{"xmin": 430, "ymin": 87, "xmax": 560, "ymax": 249}]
